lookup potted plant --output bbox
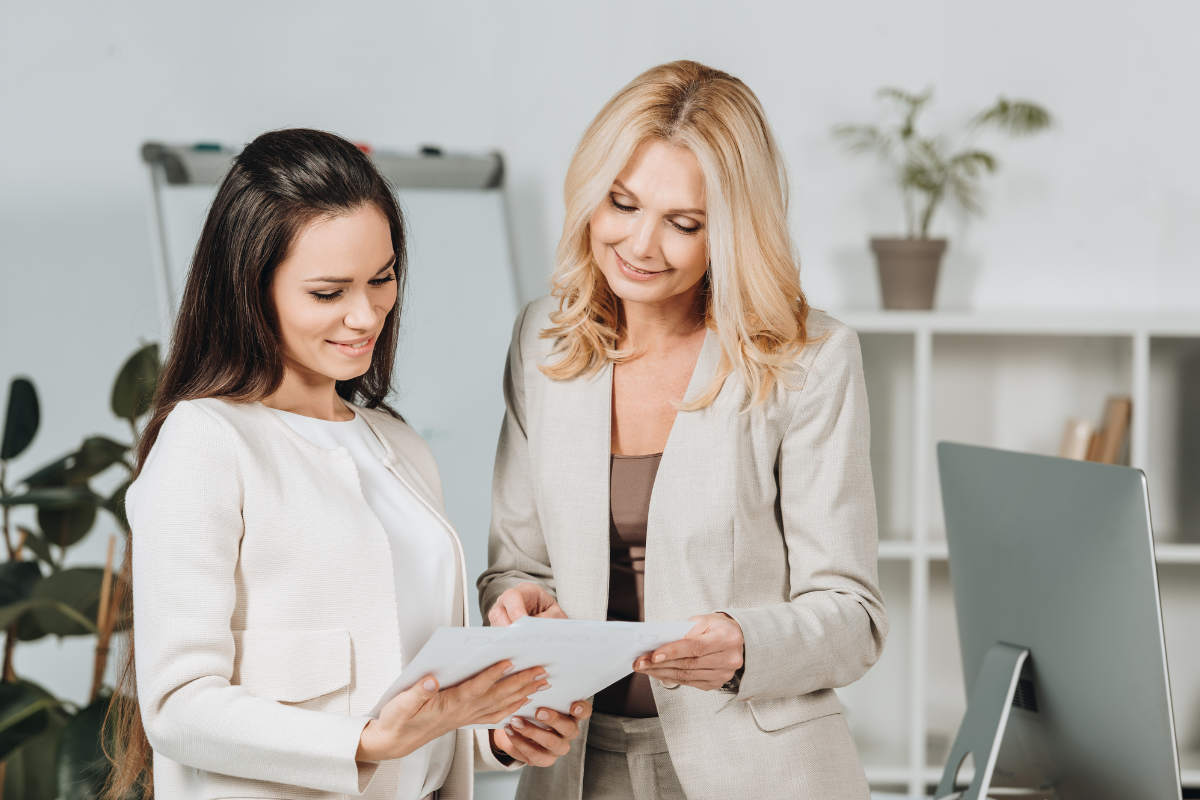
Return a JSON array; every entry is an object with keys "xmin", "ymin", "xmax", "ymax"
[
  {"xmin": 834, "ymin": 87, "xmax": 1052, "ymax": 309},
  {"xmin": 0, "ymin": 343, "xmax": 159, "ymax": 799}
]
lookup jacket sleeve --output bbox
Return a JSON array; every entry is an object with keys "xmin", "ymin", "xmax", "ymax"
[
  {"xmin": 477, "ymin": 301, "xmax": 558, "ymax": 619},
  {"xmin": 721, "ymin": 325, "xmax": 889, "ymax": 700},
  {"xmin": 129, "ymin": 401, "xmax": 378, "ymax": 794},
  {"xmin": 472, "ymin": 728, "xmax": 523, "ymax": 772}
]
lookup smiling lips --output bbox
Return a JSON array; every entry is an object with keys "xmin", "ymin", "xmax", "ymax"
[
  {"xmin": 614, "ymin": 248, "xmax": 668, "ymax": 281},
  {"xmin": 327, "ymin": 336, "xmax": 375, "ymax": 356}
]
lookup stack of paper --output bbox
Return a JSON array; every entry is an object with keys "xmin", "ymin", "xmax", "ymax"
[{"xmin": 369, "ymin": 617, "xmax": 692, "ymax": 727}]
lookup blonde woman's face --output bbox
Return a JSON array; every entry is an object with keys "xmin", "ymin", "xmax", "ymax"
[
  {"xmin": 589, "ymin": 139, "xmax": 708, "ymax": 310},
  {"xmin": 269, "ymin": 203, "xmax": 398, "ymax": 383}
]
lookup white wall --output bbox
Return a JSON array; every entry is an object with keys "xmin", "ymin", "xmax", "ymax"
[{"xmin": 2, "ymin": 0, "xmax": 1197, "ymax": 707}]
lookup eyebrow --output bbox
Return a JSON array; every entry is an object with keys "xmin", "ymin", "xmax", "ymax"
[
  {"xmin": 612, "ymin": 180, "xmax": 707, "ymax": 217},
  {"xmin": 304, "ymin": 257, "xmax": 396, "ymax": 284}
]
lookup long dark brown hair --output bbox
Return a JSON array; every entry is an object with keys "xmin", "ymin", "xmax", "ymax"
[{"xmin": 103, "ymin": 128, "xmax": 407, "ymax": 798}]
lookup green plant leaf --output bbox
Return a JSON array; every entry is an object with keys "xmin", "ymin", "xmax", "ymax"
[
  {"xmin": 105, "ymin": 480, "xmax": 131, "ymax": 531},
  {"xmin": 971, "ymin": 97, "xmax": 1053, "ymax": 135},
  {"xmin": 877, "ymin": 86, "xmax": 933, "ymax": 108},
  {"xmin": 38, "ymin": 501, "xmax": 99, "ymax": 549},
  {"xmin": 900, "ymin": 160, "xmax": 942, "ymax": 194},
  {"xmin": 0, "ymin": 486, "xmax": 97, "ymax": 509},
  {"xmin": 18, "ymin": 526, "xmax": 60, "ymax": 572},
  {"xmin": 3, "ymin": 705, "xmax": 64, "ymax": 800},
  {"xmin": 16, "ymin": 607, "xmax": 49, "ymax": 641},
  {"xmin": 78, "ymin": 437, "xmax": 130, "ymax": 474},
  {"xmin": 0, "ymin": 681, "xmax": 59, "ymax": 761},
  {"xmin": 19, "ymin": 452, "xmax": 78, "ymax": 488},
  {"xmin": 57, "ymin": 694, "xmax": 114, "ymax": 800},
  {"xmin": 877, "ymin": 86, "xmax": 932, "ymax": 139},
  {"xmin": 0, "ymin": 598, "xmax": 44, "ymax": 629},
  {"xmin": 949, "ymin": 149, "xmax": 998, "ymax": 178},
  {"xmin": 1, "ymin": 377, "xmax": 39, "ymax": 461},
  {"xmin": 30, "ymin": 568, "xmax": 105, "ymax": 636},
  {"xmin": 111, "ymin": 344, "xmax": 160, "ymax": 422},
  {"xmin": 0, "ymin": 596, "xmax": 88, "ymax": 641},
  {"xmin": 22, "ymin": 437, "xmax": 128, "ymax": 489},
  {"xmin": 0, "ymin": 561, "xmax": 43, "ymax": 606},
  {"xmin": 832, "ymin": 124, "xmax": 893, "ymax": 158},
  {"xmin": 949, "ymin": 172, "xmax": 984, "ymax": 215}
]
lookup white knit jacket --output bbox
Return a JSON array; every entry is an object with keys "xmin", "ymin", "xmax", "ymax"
[{"xmin": 128, "ymin": 396, "xmax": 509, "ymax": 800}]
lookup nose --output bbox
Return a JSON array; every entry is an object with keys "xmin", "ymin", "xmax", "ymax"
[
  {"xmin": 628, "ymin": 214, "xmax": 659, "ymax": 262},
  {"xmin": 343, "ymin": 289, "xmax": 381, "ymax": 332}
]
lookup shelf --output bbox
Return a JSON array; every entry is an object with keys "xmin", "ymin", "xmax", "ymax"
[
  {"xmin": 912, "ymin": 541, "xmax": 1200, "ymax": 565},
  {"xmin": 1155, "ymin": 543, "xmax": 1200, "ymax": 564},
  {"xmin": 878, "ymin": 539, "xmax": 917, "ymax": 560},
  {"xmin": 864, "ymin": 764, "xmax": 916, "ymax": 785},
  {"xmin": 1182, "ymin": 748, "xmax": 1200, "ymax": 787},
  {"xmin": 834, "ymin": 309, "xmax": 1200, "ymax": 337},
  {"xmin": 919, "ymin": 755, "xmax": 1200, "ymax": 789},
  {"xmin": 845, "ymin": 312, "xmax": 1200, "ymax": 795}
]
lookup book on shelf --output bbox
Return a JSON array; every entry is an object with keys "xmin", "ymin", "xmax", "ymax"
[
  {"xmin": 1059, "ymin": 395, "xmax": 1132, "ymax": 465},
  {"xmin": 1092, "ymin": 395, "xmax": 1132, "ymax": 465},
  {"xmin": 1059, "ymin": 418, "xmax": 1095, "ymax": 460}
]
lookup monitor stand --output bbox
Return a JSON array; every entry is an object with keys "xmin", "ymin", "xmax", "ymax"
[{"xmin": 936, "ymin": 642, "xmax": 1031, "ymax": 800}]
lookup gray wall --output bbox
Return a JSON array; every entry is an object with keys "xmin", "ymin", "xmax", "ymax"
[{"xmin": 2, "ymin": 0, "xmax": 1198, "ymax": 708}]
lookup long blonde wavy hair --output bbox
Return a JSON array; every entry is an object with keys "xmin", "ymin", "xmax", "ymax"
[{"xmin": 541, "ymin": 59, "xmax": 812, "ymax": 408}]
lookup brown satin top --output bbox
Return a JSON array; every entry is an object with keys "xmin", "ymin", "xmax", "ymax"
[{"xmin": 594, "ymin": 452, "xmax": 662, "ymax": 718}]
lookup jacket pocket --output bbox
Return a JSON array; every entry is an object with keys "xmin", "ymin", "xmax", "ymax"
[
  {"xmin": 747, "ymin": 689, "xmax": 843, "ymax": 732},
  {"xmin": 231, "ymin": 627, "xmax": 352, "ymax": 713},
  {"xmin": 199, "ymin": 628, "xmax": 355, "ymax": 799}
]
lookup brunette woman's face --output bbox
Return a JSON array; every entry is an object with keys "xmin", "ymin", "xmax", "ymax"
[
  {"xmin": 269, "ymin": 203, "xmax": 397, "ymax": 383},
  {"xmin": 589, "ymin": 139, "xmax": 709, "ymax": 310}
]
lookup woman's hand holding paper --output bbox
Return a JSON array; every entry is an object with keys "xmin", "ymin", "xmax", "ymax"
[
  {"xmin": 487, "ymin": 582, "xmax": 567, "ymax": 626},
  {"xmin": 485, "ymin": 586, "xmax": 594, "ymax": 765},
  {"xmin": 632, "ymin": 612, "xmax": 745, "ymax": 691},
  {"xmin": 356, "ymin": 660, "xmax": 546, "ymax": 762},
  {"xmin": 490, "ymin": 700, "xmax": 593, "ymax": 766}
]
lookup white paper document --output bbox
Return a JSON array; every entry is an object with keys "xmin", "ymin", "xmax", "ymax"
[{"xmin": 368, "ymin": 617, "xmax": 693, "ymax": 727}]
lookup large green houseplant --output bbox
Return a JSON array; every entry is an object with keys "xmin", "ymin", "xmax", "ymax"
[
  {"xmin": 834, "ymin": 87, "xmax": 1053, "ymax": 309},
  {"xmin": 0, "ymin": 344, "xmax": 159, "ymax": 799}
]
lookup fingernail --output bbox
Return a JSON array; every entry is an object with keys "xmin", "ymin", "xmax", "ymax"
[
  {"xmin": 538, "ymin": 682, "xmax": 551, "ymax": 691},
  {"xmin": 505, "ymin": 725, "xmax": 515, "ymax": 736},
  {"xmin": 511, "ymin": 717, "xmax": 525, "ymax": 728},
  {"xmin": 572, "ymin": 704, "xmax": 583, "ymax": 716},
  {"xmin": 535, "ymin": 672, "xmax": 547, "ymax": 681},
  {"xmin": 653, "ymin": 654, "xmax": 665, "ymax": 663},
  {"xmin": 422, "ymin": 679, "xmax": 437, "ymax": 691},
  {"xmin": 537, "ymin": 710, "xmax": 549, "ymax": 721}
]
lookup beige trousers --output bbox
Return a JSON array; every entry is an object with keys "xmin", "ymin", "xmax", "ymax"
[{"xmin": 581, "ymin": 713, "xmax": 687, "ymax": 800}]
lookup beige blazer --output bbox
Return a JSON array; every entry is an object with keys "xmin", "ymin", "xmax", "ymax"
[
  {"xmin": 479, "ymin": 297, "xmax": 889, "ymax": 800},
  {"xmin": 128, "ymin": 397, "xmax": 506, "ymax": 800}
]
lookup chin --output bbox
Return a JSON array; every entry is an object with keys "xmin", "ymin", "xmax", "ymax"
[
  {"xmin": 608, "ymin": 277, "xmax": 682, "ymax": 307},
  {"xmin": 322, "ymin": 362, "xmax": 373, "ymax": 382}
]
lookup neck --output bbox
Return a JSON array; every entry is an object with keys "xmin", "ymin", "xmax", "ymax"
[
  {"xmin": 621, "ymin": 285, "xmax": 706, "ymax": 352},
  {"xmin": 261, "ymin": 362, "xmax": 351, "ymax": 421}
]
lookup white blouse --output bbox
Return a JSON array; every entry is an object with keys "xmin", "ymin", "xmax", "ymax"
[{"xmin": 269, "ymin": 406, "xmax": 457, "ymax": 799}]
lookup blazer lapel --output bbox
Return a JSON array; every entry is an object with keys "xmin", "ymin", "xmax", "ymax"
[
  {"xmin": 644, "ymin": 327, "xmax": 731, "ymax": 620},
  {"xmin": 536, "ymin": 360, "xmax": 613, "ymax": 622}
]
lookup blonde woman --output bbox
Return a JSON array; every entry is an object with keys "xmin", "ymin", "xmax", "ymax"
[{"xmin": 478, "ymin": 62, "xmax": 888, "ymax": 799}]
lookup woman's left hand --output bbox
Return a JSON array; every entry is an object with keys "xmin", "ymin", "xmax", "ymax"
[
  {"xmin": 490, "ymin": 700, "xmax": 593, "ymax": 767},
  {"xmin": 633, "ymin": 612, "xmax": 745, "ymax": 691}
]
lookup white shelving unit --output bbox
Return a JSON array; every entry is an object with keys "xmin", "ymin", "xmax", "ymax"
[{"xmin": 827, "ymin": 310, "xmax": 1200, "ymax": 797}]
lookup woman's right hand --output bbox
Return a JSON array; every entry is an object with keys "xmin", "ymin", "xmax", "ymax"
[
  {"xmin": 487, "ymin": 582, "xmax": 566, "ymax": 626},
  {"xmin": 356, "ymin": 660, "xmax": 547, "ymax": 762}
]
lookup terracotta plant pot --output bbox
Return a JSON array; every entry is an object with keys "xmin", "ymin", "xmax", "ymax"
[{"xmin": 870, "ymin": 237, "xmax": 948, "ymax": 310}]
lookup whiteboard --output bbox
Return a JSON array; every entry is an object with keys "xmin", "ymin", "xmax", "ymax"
[{"xmin": 148, "ymin": 164, "xmax": 520, "ymax": 627}]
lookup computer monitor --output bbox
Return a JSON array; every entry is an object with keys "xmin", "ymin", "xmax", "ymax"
[{"xmin": 935, "ymin": 442, "xmax": 1181, "ymax": 800}]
